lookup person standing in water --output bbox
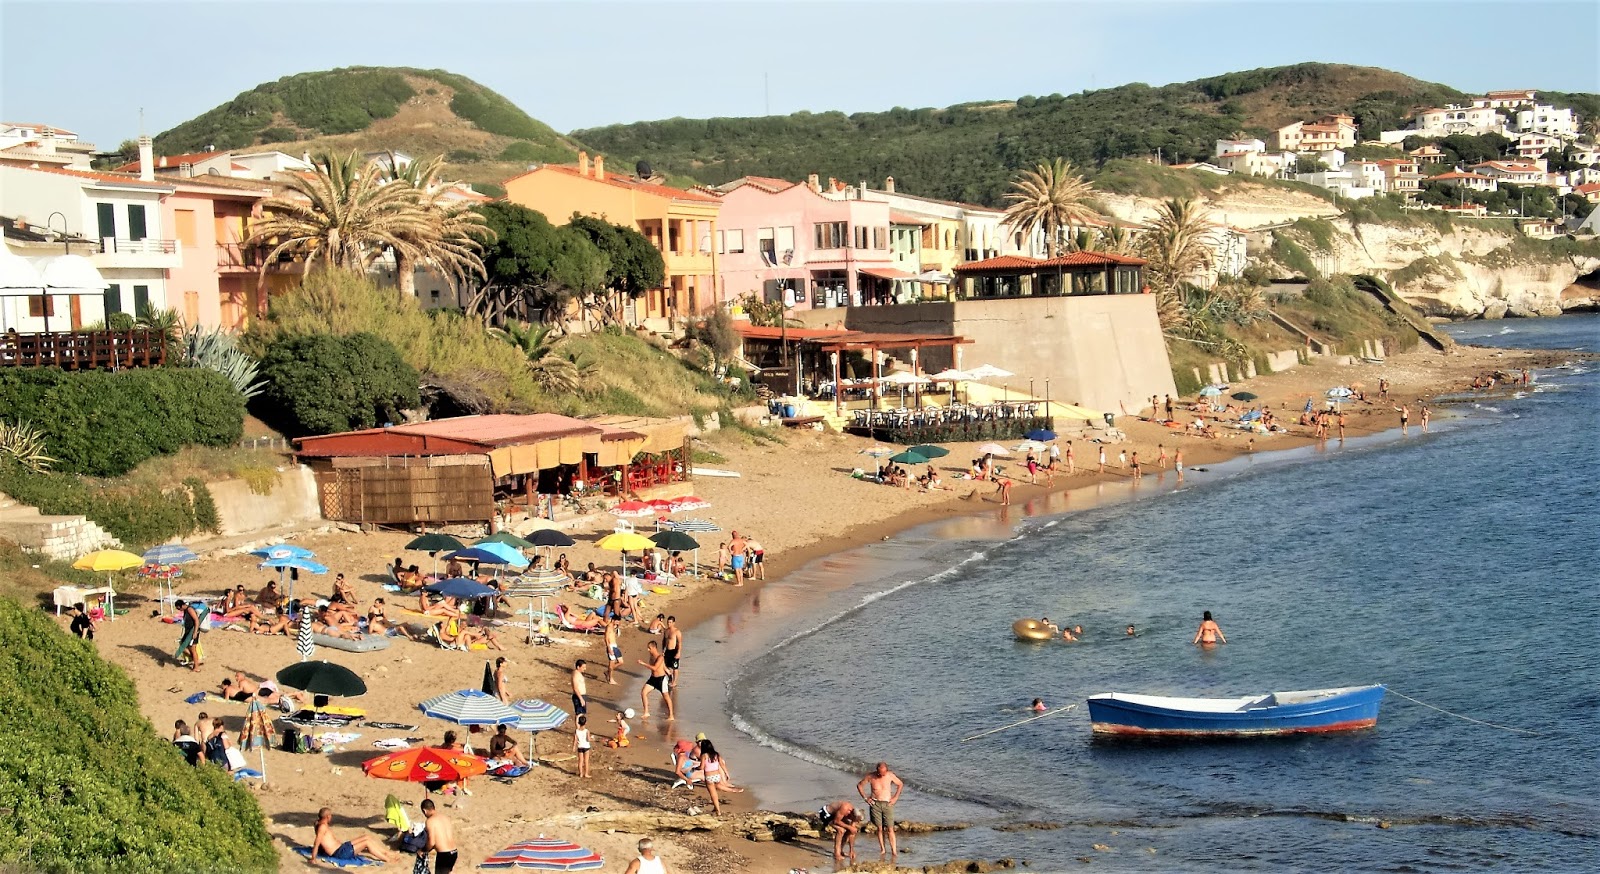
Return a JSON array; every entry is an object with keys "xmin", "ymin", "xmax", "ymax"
[
  {"xmin": 1174, "ymin": 448, "xmax": 1185, "ymax": 482},
  {"xmin": 857, "ymin": 762, "xmax": 905, "ymax": 863},
  {"xmin": 1192, "ymin": 611, "xmax": 1226, "ymax": 646},
  {"xmin": 1395, "ymin": 404, "xmax": 1410, "ymax": 434}
]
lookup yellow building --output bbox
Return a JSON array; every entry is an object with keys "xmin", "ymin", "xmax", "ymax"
[{"xmin": 504, "ymin": 152, "xmax": 721, "ymax": 325}]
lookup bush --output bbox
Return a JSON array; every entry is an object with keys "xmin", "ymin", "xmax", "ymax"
[
  {"xmin": 0, "ymin": 369, "xmax": 244, "ymax": 477},
  {"xmin": 0, "ymin": 597, "xmax": 276, "ymax": 873},
  {"xmin": 257, "ymin": 332, "xmax": 421, "ymax": 436},
  {"xmin": 0, "ymin": 460, "xmax": 221, "ymax": 548}
]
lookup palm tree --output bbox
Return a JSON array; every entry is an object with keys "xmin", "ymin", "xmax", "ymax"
[
  {"xmin": 1139, "ymin": 198, "xmax": 1219, "ymax": 330},
  {"xmin": 378, "ymin": 153, "xmax": 493, "ymax": 298},
  {"xmin": 247, "ymin": 151, "xmax": 431, "ymax": 275},
  {"xmin": 498, "ymin": 321, "xmax": 583, "ymax": 394},
  {"xmin": 1582, "ymin": 115, "xmax": 1600, "ymax": 145},
  {"xmin": 1003, "ymin": 159, "xmax": 1099, "ymax": 258}
]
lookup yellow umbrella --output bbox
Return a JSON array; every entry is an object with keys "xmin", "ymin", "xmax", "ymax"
[
  {"xmin": 72, "ymin": 549, "xmax": 143, "ymax": 614},
  {"xmin": 596, "ymin": 531, "xmax": 658, "ymax": 581}
]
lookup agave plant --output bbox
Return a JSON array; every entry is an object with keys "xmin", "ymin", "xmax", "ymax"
[
  {"xmin": 0, "ymin": 420, "xmax": 55, "ymax": 473},
  {"xmin": 182, "ymin": 326, "xmax": 267, "ymax": 399}
]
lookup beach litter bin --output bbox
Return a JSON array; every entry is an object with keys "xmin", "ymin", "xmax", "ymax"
[{"xmin": 782, "ymin": 404, "xmax": 797, "ymax": 419}]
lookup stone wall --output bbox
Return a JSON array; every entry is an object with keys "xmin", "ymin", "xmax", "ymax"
[{"xmin": 207, "ymin": 465, "xmax": 322, "ymax": 537}]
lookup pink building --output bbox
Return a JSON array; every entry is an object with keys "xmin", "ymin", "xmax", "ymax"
[{"xmin": 712, "ymin": 175, "xmax": 905, "ymax": 310}]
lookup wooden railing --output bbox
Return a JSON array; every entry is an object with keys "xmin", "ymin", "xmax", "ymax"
[{"xmin": 0, "ymin": 330, "xmax": 169, "ymax": 370}]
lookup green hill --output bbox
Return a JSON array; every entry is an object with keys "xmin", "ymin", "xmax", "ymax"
[
  {"xmin": 154, "ymin": 67, "xmax": 578, "ymax": 190},
  {"xmin": 573, "ymin": 63, "xmax": 1469, "ymax": 205}
]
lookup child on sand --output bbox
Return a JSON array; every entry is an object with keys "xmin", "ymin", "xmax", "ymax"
[
  {"xmin": 606, "ymin": 710, "xmax": 632, "ymax": 748},
  {"xmin": 573, "ymin": 715, "xmax": 592, "ymax": 778}
]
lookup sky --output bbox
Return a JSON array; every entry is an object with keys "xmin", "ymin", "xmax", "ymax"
[{"xmin": 3, "ymin": 0, "xmax": 1598, "ymax": 150}]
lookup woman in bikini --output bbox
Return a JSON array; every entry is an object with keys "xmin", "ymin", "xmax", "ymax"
[{"xmin": 1192, "ymin": 611, "xmax": 1227, "ymax": 646}]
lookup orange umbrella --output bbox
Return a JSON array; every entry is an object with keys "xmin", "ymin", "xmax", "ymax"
[{"xmin": 362, "ymin": 747, "xmax": 488, "ymax": 783}]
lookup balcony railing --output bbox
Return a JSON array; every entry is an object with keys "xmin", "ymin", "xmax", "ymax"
[
  {"xmin": 100, "ymin": 237, "xmax": 176, "ymax": 255},
  {"xmin": 216, "ymin": 242, "xmax": 301, "ymax": 271},
  {"xmin": 0, "ymin": 329, "xmax": 169, "ymax": 370}
]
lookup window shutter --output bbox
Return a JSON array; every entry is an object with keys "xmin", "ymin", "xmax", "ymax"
[
  {"xmin": 104, "ymin": 284, "xmax": 122, "ymax": 315},
  {"xmin": 96, "ymin": 203, "xmax": 116, "ymax": 240},
  {"xmin": 133, "ymin": 285, "xmax": 150, "ymax": 317},
  {"xmin": 128, "ymin": 205, "xmax": 148, "ymax": 241}
]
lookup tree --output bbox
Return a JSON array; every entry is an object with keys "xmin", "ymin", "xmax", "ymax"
[
  {"xmin": 1139, "ymin": 198, "xmax": 1219, "ymax": 330},
  {"xmin": 247, "ymin": 152, "xmax": 431, "ymax": 275},
  {"xmin": 566, "ymin": 215, "xmax": 665, "ymax": 326},
  {"xmin": 473, "ymin": 203, "xmax": 607, "ymax": 326},
  {"xmin": 256, "ymin": 332, "xmax": 420, "ymax": 436},
  {"xmin": 375, "ymin": 153, "xmax": 493, "ymax": 298},
  {"xmin": 1295, "ymin": 155, "xmax": 1330, "ymax": 174},
  {"xmin": 1003, "ymin": 158, "xmax": 1099, "ymax": 258}
]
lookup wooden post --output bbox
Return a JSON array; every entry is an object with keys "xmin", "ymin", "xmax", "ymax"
[
  {"xmin": 832, "ymin": 351, "xmax": 842, "ymax": 417},
  {"xmin": 871, "ymin": 351, "xmax": 880, "ymax": 412},
  {"xmin": 578, "ymin": 454, "xmax": 590, "ymax": 494}
]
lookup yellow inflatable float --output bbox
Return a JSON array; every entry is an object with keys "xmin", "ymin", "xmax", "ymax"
[{"xmin": 1012, "ymin": 618, "xmax": 1055, "ymax": 641}]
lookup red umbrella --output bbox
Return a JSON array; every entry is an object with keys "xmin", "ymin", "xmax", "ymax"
[
  {"xmin": 362, "ymin": 747, "xmax": 487, "ymax": 783},
  {"xmin": 611, "ymin": 501, "xmax": 654, "ymax": 519}
]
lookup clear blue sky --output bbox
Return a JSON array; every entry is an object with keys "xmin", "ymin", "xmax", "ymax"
[{"xmin": 3, "ymin": 0, "xmax": 1597, "ymax": 150}]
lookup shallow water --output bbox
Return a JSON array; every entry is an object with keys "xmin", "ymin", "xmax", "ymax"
[{"xmin": 685, "ymin": 315, "xmax": 1600, "ymax": 872}]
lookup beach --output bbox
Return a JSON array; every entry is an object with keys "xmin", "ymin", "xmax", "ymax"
[{"xmin": 72, "ymin": 339, "xmax": 1577, "ymax": 873}]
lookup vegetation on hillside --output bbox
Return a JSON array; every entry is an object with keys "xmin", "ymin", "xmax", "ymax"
[
  {"xmin": 257, "ymin": 333, "xmax": 421, "ymax": 437},
  {"xmin": 573, "ymin": 63, "xmax": 1464, "ymax": 204},
  {"xmin": 0, "ymin": 597, "xmax": 276, "ymax": 873}
]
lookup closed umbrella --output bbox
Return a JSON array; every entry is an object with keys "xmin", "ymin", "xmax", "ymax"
[
  {"xmin": 238, "ymin": 695, "xmax": 275, "ymax": 784},
  {"xmin": 481, "ymin": 838, "xmax": 603, "ymax": 871},
  {"xmin": 295, "ymin": 609, "xmax": 315, "ymax": 662},
  {"xmin": 419, "ymin": 689, "xmax": 522, "ymax": 726}
]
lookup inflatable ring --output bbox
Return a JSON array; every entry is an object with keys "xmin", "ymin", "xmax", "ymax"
[{"xmin": 1012, "ymin": 618, "xmax": 1055, "ymax": 642}]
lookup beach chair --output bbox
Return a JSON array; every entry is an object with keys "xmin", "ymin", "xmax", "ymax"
[{"xmin": 555, "ymin": 604, "xmax": 602, "ymax": 634}]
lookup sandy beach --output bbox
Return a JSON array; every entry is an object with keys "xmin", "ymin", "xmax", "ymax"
[{"xmin": 67, "ymin": 341, "xmax": 1572, "ymax": 874}]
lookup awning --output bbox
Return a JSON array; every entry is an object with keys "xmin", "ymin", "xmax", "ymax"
[{"xmin": 858, "ymin": 266, "xmax": 915, "ymax": 281}]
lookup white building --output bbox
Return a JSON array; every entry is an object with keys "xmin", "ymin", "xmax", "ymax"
[
  {"xmin": 1569, "ymin": 167, "xmax": 1600, "ymax": 186},
  {"xmin": 0, "ymin": 164, "xmax": 177, "ymax": 331},
  {"xmin": 1214, "ymin": 138, "xmax": 1267, "ymax": 156},
  {"xmin": 1513, "ymin": 132, "xmax": 1562, "ymax": 161},
  {"xmin": 1293, "ymin": 169, "xmax": 1377, "ymax": 199},
  {"xmin": 1412, "ymin": 106, "xmax": 1508, "ymax": 137},
  {"xmin": 1572, "ymin": 146, "xmax": 1600, "ymax": 167},
  {"xmin": 1431, "ymin": 171, "xmax": 1498, "ymax": 193},
  {"xmin": 0, "ymin": 122, "xmax": 96, "ymax": 169},
  {"xmin": 1345, "ymin": 161, "xmax": 1388, "ymax": 193},
  {"xmin": 1471, "ymin": 90, "xmax": 1538, "ymax": 110},
  {"xmin": 1513, "ymin": 105, "xmax": 1577, "ymax": 139},
  {"xmin": 1471, "ymin": 160, "xmax": 1549, "ymax": 187}
]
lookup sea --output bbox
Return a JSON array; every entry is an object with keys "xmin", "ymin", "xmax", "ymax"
[{"xmin": 676, "ymin": 314, "xmax": 1600, "ymax": 872}]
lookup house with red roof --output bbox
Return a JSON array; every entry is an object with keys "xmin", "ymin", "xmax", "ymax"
[
  {"xmin": 1429, "ymin": 171, "xmax": 1498, "ymax": 192},
  {"xmin": 504, "ymin": 152, "xmax": 721, "ymax": 327},
  {"xmin": 1469, "ymin": 160, "xmax": 1549, "ymax": 187}
]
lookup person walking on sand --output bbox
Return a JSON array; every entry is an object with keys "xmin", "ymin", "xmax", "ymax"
[
  {"xmin": 603, "ymin": 615, "xmax": 622, "ymax": 685},
  {"xmin": 1174, "ymin": 448, "xmax": 1185, "ymax": 482},
  {"xmin": 1065, "ymin": 441, "xmax": 1075, "ymax": 474},
  {"xmin": 858, "ymin": 762, "xmax": 905, "ymax": 863},
  {"xmin": 1117, "ymin": 448, "xmax": 1127, "ymax": 470},
  {"xmin": 1192, "ymin": 611, "xmax": 1227, "ymax": 646},
  {"xmin": 663, "ymin": 616, "xmax": 683, "ymax": 685},
  {"xmin": 570, "ymin": 659, "xmax": 588, "ymax": 717},
  {"xmin": 174, "ymin": 600, "xmax": 203, "ymax": 672},
  {"xmin": 639, "ymin": 640, "xmax": 675, "ymax": 720},
  {"xmin": 1157, "ymin": 443, "xmax": 1168, "ymax": 470},
  {"xmin": 728, "ymin": 531, "xmax": 748, "ymax": 587},
  {"xmin": 1130, "ymin": 451, "xmax": 1142, "ymax": 480},
  {"xmin": 420, "ymin": 799, "xmax": 458, "ymax": 874},
  {"xmin": 1395, "ymin": 404, "xmax": 1410, "ymax": 434},
  {"xmin": 623, "ymin": 837, "xmax": 671, "ymax": 874}
]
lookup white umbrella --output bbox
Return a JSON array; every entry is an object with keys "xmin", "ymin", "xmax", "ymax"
[
  {"xmin": 860, "ymin": 446, "xmax": 895, "ymax": 476},
  {"xmin": 977, "ymin": 443, "xmax": 1012, "ymax": 456},
  {"xmin": 879, "ymin": 371, "xmax": 929, "ymax": 385},
  {"xmin": 1014, "ymin": 440, "xmax": 1047, "ymax": 453},
  {"xmin": 966, "ymin": 364, "xmax": 1014, "ymax": 380},
  {"xmin": 929, "ymin": 368, "xmax": 971, "ymax": 382}
]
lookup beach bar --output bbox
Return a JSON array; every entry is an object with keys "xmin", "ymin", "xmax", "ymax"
[{"xmin": 294, "ymin": 414, "xmax": 689, "ymax": 528}]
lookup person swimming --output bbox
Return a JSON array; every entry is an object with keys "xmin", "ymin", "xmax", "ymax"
[
  {"xmin": 1125, "ymin": 624, "xmax": 1137, "ymax": 637},
  {"xmin": 1031, "ymin": 698, "xmax": 1047, "ymax": 712}
]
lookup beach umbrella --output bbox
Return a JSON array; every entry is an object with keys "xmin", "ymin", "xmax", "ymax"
[
  {"xmin": 889, "ymin": 449, "xmax": 928, "ymax": 465},
  {"xmin": 407, "ymin": 533, "xmax": 464, "ymax": 576},
  {"xmin": 363, "ymin": 747, "xmax": 488, "ymax": 784},
  {"xmin": 474, "ymin": 541, "xmax": 531, "ymax": 569},
  {"xmin": 664, "ymin": 518, "xmax": 720, "ymax": 533},
  {"xmin": 930, "ymin": 368, "xmax": 971, "ymax": 382},
  {"xmin": 966, "ymin": 364, "xmax": 1014, "ymax": 380},
  {"xmin": 526, "ymin": 529, "xmax": 576, "ymax": 548},
  {"xmin": 239, "ymin": 695, "xmax": 275, "ymax": 785},
  {"xmin": 670, "ymin": 496, "xmax": 710, "ymax": 512},
  {"xmin": 976, "ymin": 443, "xmax": 1011, "ymax": 457},
  {"xmin": 425, "ymin": 577, "xmax": 499, "ymax": 600},
  {"xmin": 1198, "ymin": 385, "xmax": 1224, "ymax": 398},
  {"xmin": 650, "ymin": 530, "xmax": 700, "ymax": 552},
  {"xmin": 1241, "ymin": 410, "xmax": 1263, "ymax": 422},
  {"xmin": 142, "ymin": 544, "xmax": 198, "ymax": 565},
  {"xmin": 597, "ymin": 531, "xmax": 657, "ymax": 580},
  {"xmin": 295, "ymin": 609, "xmax": 315, "ymax": 662},
  {"xmin": 250, "ymin": 543, "xmax": 314, "ymax": 560},
  {"xmin": 478, "ymin": 531, "xmax": 535, "ymax": 550},
  {"xmin": 510, "ymin": 699, "xmax": 569, "ymax": 733},
  {"xmin": 860, "ymin": 445, "xmax": 895, "ymax": 476},
  {"xmin": 419, "ymin": 689, "xmax": 522, "ymax": 726},
  {"xmin": 1023, "ymin": 429, "xmax": 1057, "ymax": 442},
  {"xmin": 610, "ymin": 500, "xmax": 655, "ymax": 519},
  {"xmin": 73, "ymin": 549, "xmax": 143, "ymax": 600},
  {"xmin": 909, "ymin": 444, "xmax": 950, "ymax": 459},
  {"xmin": 1013, "ymin": 441, "xmax": 1046, "ymax": 453},
  {"xmin": 481, "ymin": 838, "xmax": 602, "ymax": 871},
  {"xmin": 505, "ymin": 571, "xmax": 566, "ymax": 641},
  {"xmin": 1232, "ymin": 391, "xmax": 1259, "ymax": 402},
  {"xmin": 257, "ymin": 556, "xmax": 327, "ymax": 605},
  {"xmin": 276, "ymin": 660, "xmax": 368, "ymax": 698},
  {"xmin": 1327, "ymin": 386, "xmax": 1354, "ymax": 398}
]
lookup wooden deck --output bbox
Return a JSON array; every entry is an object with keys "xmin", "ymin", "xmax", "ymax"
[{"xmin": 0, "ymin": 330, "xmax": 169, "ymax": 370}]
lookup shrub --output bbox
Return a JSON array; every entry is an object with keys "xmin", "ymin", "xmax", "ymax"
[
  {"xmin": 0, "ymin": 460, "xmax": 220, "ymax": 548},
  {"xmin": 0, "ymin": 369, "xmax": 244, "ymax": 477},
  {"xmin": 0, "ymin": 597, "xmax": 276, "ymax": 873},
  {"xmin": 256, "ymin": 332, "xmax": 421, "ymax": 436}
]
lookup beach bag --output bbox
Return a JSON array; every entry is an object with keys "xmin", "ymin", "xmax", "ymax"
[
  {"xmin": 280, "ymin": 727, "xmax": 301, "ymax": 753},
  {"xmin": 205, "ymin": 734, "xmax": 226, "ymax": 765},
  {"xmin": 224, "ymin": 746, "xmax": 247, "ymax": 771},
  {"xmin": 398, "ymin": 827, "xmax": 428, "ymax": 854}
]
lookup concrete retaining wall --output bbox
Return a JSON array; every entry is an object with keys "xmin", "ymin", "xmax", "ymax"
[{"xmin": 208, "ymin": 465, "xmax": 322, "ymax": 537}]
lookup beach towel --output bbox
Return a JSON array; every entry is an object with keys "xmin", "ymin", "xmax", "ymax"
[
  {"xmin": 232, "ymin": 767, "xmax": 264, "ymax": 781},
  {"xmin": 373, "ymin": 738, "xmax": 411, "ymax": 751},
  {"xmin": 365, "ymin": 722, "xmax": 420, "ymax": 731},
  {"xmin": 292, "ymin": 848, "xmax": 381, "ymax": 868},
  {"xmin": 489, "ymin": 763, "xmax": 530, "ymax": 778},
  {"xmin": 384, "ymin": 793, "xmax": 410, "ymax": 833}
]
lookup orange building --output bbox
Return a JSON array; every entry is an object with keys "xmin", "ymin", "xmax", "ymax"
[{"xmin": 503, "ymin": 152, "xmax": 721, "ymax": 325}]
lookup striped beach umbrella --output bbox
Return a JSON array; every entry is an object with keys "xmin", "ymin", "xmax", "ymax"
[
  {"xmin": 510, "ymin": 698, "xmax": 569, "ymax": 761},
  {"xmin": 504, "ymin": 573, "xmax": 564, "ymax": 642},
  {"xmin": 239, "ymin": 697, "xmax": 274, "ymax": 784},
  {"xmin": 142, "ymin": 544, "xmax": 199, "ymax": 564},
  {"xmin": 142, "ymin": 544, "xmax": 198, "ymax": 614},
  {"xmin": 419, "ymin": 689, "xmax": 522, "ymax": 726},
  {"xmin": 481, "ymin": 838, "xmax": 603, "ymax": 871},
  {"xmin": 664, "ymin": 518, "xmax": 720, "ymax": 533},
  {"xmin": 296, "ymin": 609, "xmax": 315, "ymax": 662}
]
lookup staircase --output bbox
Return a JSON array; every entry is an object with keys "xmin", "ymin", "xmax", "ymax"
[
  {"xmin": 0, "ymin": 493, "xmax": 121, "ymax": 560},
  {"xmin": 1352, "ymin": 275, "xmax": 1456, "ymax": 352}
]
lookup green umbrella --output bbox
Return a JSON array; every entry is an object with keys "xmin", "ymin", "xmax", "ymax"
[
  {"xmin": 889, "ymin": 450, "xmax": 929, "ymax": 465},
  {"xmin": 406, "ymin": 533, "xmax": 464, "ymax": 552},
  {"xmin": 477, "ymin": 531, "xmax": 535, "ymax": 550},
  {"xmin": 909, "ymin": 445, "xmax": 950, "ymax": 459},
  {"xmin": 651, "ymin": 530, "xmax": 700, "ymax": 552},
  {"xmin": 1232, "ymin": 391, "xmax": 1259, "ymax": 402}
]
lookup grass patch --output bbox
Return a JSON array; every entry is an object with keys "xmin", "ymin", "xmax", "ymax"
[
  {"xmin": 1271, "ymin": 232, "xmax": 1319, "ymax": 278},
  {"xmin": 1468, "ymin": 234, "xmax": 1600, "ymax": 270},
  {"xmin": 558, "ymin": 330, "xmax": 749, "ymax": 418},
  {"xmin": 1345, "ymin": 196, "xmax": 1457, "ymax": 234},
  {"xmin": 1388, "ymin": 255, "xmax": 1463, "ymax": 288}
]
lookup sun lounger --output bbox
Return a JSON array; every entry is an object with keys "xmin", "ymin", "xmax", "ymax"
[
  {"xmin": 555, "ymin": 604, "xmax": 602, "ymax": 634},
  {"xmin": 293, "ymin": 847, "xmax": 381, "ymax": 868}
]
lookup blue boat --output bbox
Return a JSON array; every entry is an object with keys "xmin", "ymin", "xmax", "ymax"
[{"xmin": 1086, "ymin": 685, "xmax": 1386, "ymax": 737}]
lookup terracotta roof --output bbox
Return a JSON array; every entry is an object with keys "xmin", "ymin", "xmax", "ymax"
[
  {"xmin": 1432, "ymin": 172, "xmax": 1493, "ymax": 181},
  {"xmin": 1485, "ymin": 90, "xmax": 1535, "ymax": 98},
  {"xmin": 295, "ymin": 414, "xmax": 607, "ymax": 457},
  {"xmin": 1037, "ymin": 252, "xmax": 1147, "ymax": 268},
  {"xmin": 739, "ymin": 175, "xmax": 795, "ymax": 192},
  {"xmin": 0, "ymin": 163, "xmax": 173, "ymax": 190},
  {"xmin": 2, "ymin": 122, "xmax": 77, "ymax": 135},
  {"xmin": 1471, "ymin": 161, "xmax": 1541, "ymax": 174},
  {"xmin": 859, "ymin": 266, "xmax": 916, "ymax": 280},
  {"xmin": 890, "ymin": 212, "xmax": 929, "ymax": 225},
  {"xmin": 1217, "ymin": 151, "xmax": 1250, "ymax": 159},
  {"xmin": 1574, "ymin": 183, "xmax": 1600, "ymax": 194},
  {"xmin": 509, "ymin": 164, "xmax": 720, "ymax": 203},
  {"xmin": 115, "ymin": 150, "xmax": 224, "ymax": 173},
  {"xmin": 952, "ymin": 255, "xmax": 1041, "ymax": 272}
]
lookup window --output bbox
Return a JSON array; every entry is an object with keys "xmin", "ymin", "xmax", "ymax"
[
  {"xmin": 133, "ymin": 285, "xmax": 150, "ymax": 318},
  {"xmin": 776, "ymin": 226, "xmax": 794, "ymax": 255},
  {"xmin": 872, "ymin": 227, "xmax": 886, "ymax": 249},
  {"xmin": 814, "ymin": 221, "xmax": 846, "ymax": 249},
  {"xmin": 128, "ymin": 204, "xmax": 147, "ymax": 241},
  {"xmin": 854, "ymin": 225, "xmax": 868, "ymax": 249},
  {"xmin": 28, "ymin": 295, "xmax": 55, "ymax": 318},
  {"xmin": 103, "ymin": 284, "xmax": 122, "ymax": 316},
  {"xmin": 174, "ymin": 209, "xmax": 197, "ymax": 247},
  {"xmin": 757, "ymin": 227, "xmax": 776, "ymax": 264},
  {"xmin": 714, "ymin": 230, "xmax": 724, "ymax": 254},
  {"xmin": 96, "ymin": 203, "xmax": 116, "ymax": 240},
  {"xmin": 724, "ymin": 229, "xmax": 744, "ymax": 254}
]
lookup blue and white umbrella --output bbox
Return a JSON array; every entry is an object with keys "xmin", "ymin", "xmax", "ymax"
[
  {"xmin": 419, "ymin": 689, "xmax": 522, "ymax": 726},
  {"xmin": 250, "ymin": 543, "xmax": 314, "ymax": 561},
  {"xmin": 510, "ymin": 698, "xmax": 569, "ymax": 733},
  {"xmin": 444, "ymin": 546, "xmax": 523, "ymax": 567},
  {"xmin": 1240, "ymin": 410, "xmax": 1263, "ymax": 422},
  {"xmin": 1198, "ymin": 385, "xmax": 1225, "ymax": 398},
  {"xmin": 663, "ymin": 518, "xmax": 720, "ymax": 533},
  {"xmin": 258, "ymin": 556, "xmax": 327, "ymax": 605},
  {"xmin": 473, "ymin": 541, "xmax": 530, "ymax": 568},
  {"xmin": 143, "ymin": 544, "xmax": 198, "ymax": 565}
]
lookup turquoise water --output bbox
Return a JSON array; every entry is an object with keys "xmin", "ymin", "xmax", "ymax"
[{"xmin": 690, "ymin": 315, "xmax": 1600, "ymax": 871}]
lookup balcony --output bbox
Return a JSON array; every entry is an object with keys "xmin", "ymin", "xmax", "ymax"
[
  {"xmin": 1, "ymin": 329, "xmax": 169, "ymax": 370},
  {"xmin": 216, "ymin": 242, "xmax": 303, "ymax": 273},
  {"xmin": 91, "ymin": 237, "xmax": 180, "ymax": 270}
]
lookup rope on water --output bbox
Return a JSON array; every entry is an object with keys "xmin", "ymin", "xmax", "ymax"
[
  {"xmin": 961, "ymin": 704, "xmax": 1078, "ymax": 742},
  {"xmin": 1389, "ymin": 689, "xmax": 1540, "ymax": 736}
]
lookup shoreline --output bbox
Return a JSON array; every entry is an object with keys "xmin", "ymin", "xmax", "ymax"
[{"xmin": 63, "ymin": 338, "xmax": 1586, "ymax": 874}]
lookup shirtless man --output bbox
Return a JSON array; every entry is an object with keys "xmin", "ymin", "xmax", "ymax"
[
  {"xmin": 825, "ymin": 800, "xmax": 861, "ymax": 866},
  {"xmin": 662, "ymin": 616, "xmax": 684, "ymax": 685},
  {"xmin": 570, "ymin": 659, "xmax": 589, "ymax": 717},
  {"xmin": 218, "ymin": 671, "xmax": 258, "ymax": 702},
  {"xmin": 1174, "ymin": 448, "xmax": 1185, "ymax": 482},
  {"xmin": 856, "ymin": 762, "xmax": 904, "ymax": 862},
  {"xmin": 1395, "ymin": 404, "xmax": 1410, "ymax": 434},
  {"xmin": 488, "ymin": 724, "xmax": 530, "ymax": 768},
  {"xmin": 728, "ymin": 531, "xmax": 749, "ymax": 587},
  {"xmin": 420, "ymin": 799, "xmax": 458, "ymax": 874},
  {"xmin": 255, "ymin": 580, "xmax": 282, "ymax": 611},
  {"xmin": 603, "ymin": 615, "xmax": 622, "ymax": 685},
  {"xmin": 1192, "ymin": 610, "xmax": 1227, "ymax": 646},
  {"xmin": 310, "ymin": 807, "xmax": 397, "ymax": 866},
  {"xmin": 638, "ymin": 640, "xmax": 675, "ymax": 720}
]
